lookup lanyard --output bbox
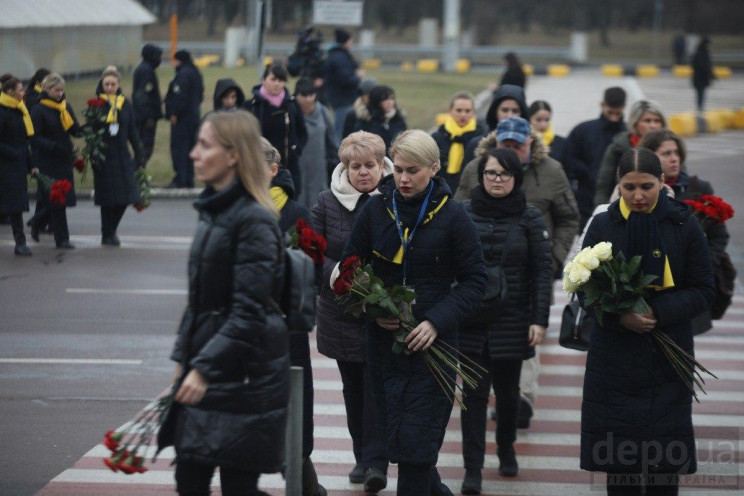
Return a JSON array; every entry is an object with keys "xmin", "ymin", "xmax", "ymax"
[{"xmin": 392, "ymin": 181, "xmax": 434, "ymax": 286}]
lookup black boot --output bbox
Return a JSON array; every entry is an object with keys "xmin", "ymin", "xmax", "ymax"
[
  {"xmin": 497, "ymin": 445, "xmax": 518, "ymax": 476},
  {"xmin": 349, "ymin": 463, "xmax": 365, "ymax": 484},
  {"xmin": 302, "ymin": 457, "xmax": 327, "ymax": 496},
  {"xmin": 461, "ymin": 468, "xmax": 482, "ymax": 495}
]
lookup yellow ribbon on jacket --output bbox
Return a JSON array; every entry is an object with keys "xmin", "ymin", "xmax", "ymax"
[
  {"xmin": 619, "ymin": 197, "xmax": 675, "ymax": 289},
  {"xmin": 98, "ymin": 93, "xmax": 125, "ymax": 123},
  {"xmin": 0, "ymin": 92, "xmax": 34, "ymax": 136},
  {"xmin": 444, "ymin": 116, "xmax": 477, "ymax": 174},
  {"xmin": 540, "ymin": 123, "xmax": 555, "ymax": 147},
  {"xmin": 379, "ymin": 196, "xmax": 450, "ymax": 264},
  {"xmin": 39, "ymin": 98, "xmax": 75, "ymax": 131},
  {"xmin": 271, "ymin": 186, "xmax": 289, "ymax": 211}
]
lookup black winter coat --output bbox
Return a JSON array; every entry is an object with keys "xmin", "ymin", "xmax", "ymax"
[
  {"xmin": 670, "ymin": 172, "xmax": 729, "ymax": 335},
  {"xmin": 89, "ymin": 86, "xmax": 143, "ymax": 207},
  {"xmin": 0, "ymin": 103, "xmax": 33, "ymax": 214},
  {"xmin": 132, "ymin": 44, "xmax": 163, "ymax": 125},
  {"xmin": 341, "ymin": 175, "xmax": 486, "ymax": 464},
  {"xmin": 567, "ymin": 114, "xmax": 627, "ymax": 219},
  {"xmin": 244, "ymin": 86, "xmax": 308, "ymax": 192},
  {"xmin": 164, "ymin": 62, "xmax": 204, "ymax": 123},
  {"xmin": 432, "ymin": 120, "xmax": 486, "ymax": 194},
  {"xmin": 30, "ymin": 97, "xmax": 82, "ymax": 208},
  {"xmin": 579, "ymin": 198, "xmax": 714, "ymax": 475},
  {"xmin": 271, "ymin": 168, "xmax": 310, "ymax": 233},
  {"xmin": 312, "ymin": 189, "xmax": 371, "ymax": 363},
  {"xmin": 159, "ymin": 179, "xmax": 289, "ymax": 472},
  {"xmin": 460, "ymin": 200, "xmax": 552, "ymax": 360},
  {"xmin": 24, "ymin": 85, "xmax": 43, "ymax": 112},
  {"xmin": 547, "ymin": 134, "xmax": 569, "ymax": 170},
  {"xmin": 353, "ymin": 108, "xmax": 407, "ymax": 153},
  {"xmin": 323, "ymin": 44, "xmax": 360, "ymax": 109}
]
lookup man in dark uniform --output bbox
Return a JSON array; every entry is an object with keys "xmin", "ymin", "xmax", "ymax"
[
  {"xmin": 132, "ymin": 43, "xmax": 163, "ymax": 167},
  {"xmin": 164, "ymin": 50, "xmax": 204, "ymax": 188}
]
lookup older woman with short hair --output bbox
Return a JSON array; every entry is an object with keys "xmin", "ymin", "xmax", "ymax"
[
  {"xmin": 312, "ymin": 131, "xmax": 392, "ymax": 492},
  {"xmin": 340, "ymin": 129, "xmax": 486, "ymax": 495}
]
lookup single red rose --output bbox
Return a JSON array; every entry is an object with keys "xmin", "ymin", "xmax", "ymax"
[
  {"xmin": 134, "ymin": 204, "xmax": 146, "ymax": 212},
  {"xmin": 313, "ymin": 233, "xmax": 327, "ymax": 254},
  {"xmin": 341, "ymin": 256, "xmax": 361, "ymax": 271},
  {"xmin": 73, "ymin": 157, "xmax": 85, "ymax": 172},
  {"xmin": 103, "ymin": 436, "xmax": 119, "ymax": 452},
  {"xmin": 88, "ymin": 98, "xmax": 106, "ymax": 108},
  {"xmin": 333, "ymin": 277, "xmax": 352, "ymax": 295},
  {"xmin": 103, "ymin": 457, "xmax": 119, "ymax": 472},
  {"xmin": 295, "ymin": 218, "xmax": 310, "ymax": 232}
]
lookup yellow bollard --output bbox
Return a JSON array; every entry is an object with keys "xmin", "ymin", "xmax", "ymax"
[
  {"xmin": 362, "ymin": 58, "xmax": 381, "ymax": 69},
  {"xmin": 416, "ymin": 59, "xmax": 440, "ymax": 73},
  {"xmin": 703, "ymin": 111, "xmax": 725, "ymax": 133},
  {"xmin": 523, "ymin": 64, "xmax": 534, "ymax": 76},
  {"xmin": 455, "ymin": 59, "xmax": 471, "ymax": 74},
  {"xmin": 547, "ymin": 64, "xmax": 570, "ymax": 77},
  {"xmin": 636, "ymin": 65, "xmax": 660, "ymax": 78},
  {"xmin": 672, "ymin": 65, "xmax": 692, "ymax": 78},
  {"xmin": 734, "ymin": 108, "xmax": 744, "ymax": 129},
  {"xmin": 668, "ymin": 113, "xmax": 697, "ymax": 137},
  {"xmin": 711, "ymin": 109, "xmax": 736, "ymax": 129},
  {"xmin": 601, "ymin": 64, "xmax": 624, "ymax": 77},
  {"xmin": 714, "ymin": 66, "xmax": 732, "ymax": 79},
  {"xmin": 401, "ymin": 61, "xmax": 413, "ymax": 72},
  {"xmin": 262, "ymin": 56, "xmax": 274, "ymax": 66}
]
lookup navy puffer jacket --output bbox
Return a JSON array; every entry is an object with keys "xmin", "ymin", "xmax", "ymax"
[
  {"xmin": 158, "ymin": 179, "xmax": 289, "ymax": 473},
  {"xmin": 460, "ymin": 201, "xmax": 552, "ymax": 360},
  {"xmin": 341, "ymin": 175, "xmax": 486, "ymax": 464},
  {"xmin": 579, "ymin": 197, "xmax": 714, "ymax": 475}
]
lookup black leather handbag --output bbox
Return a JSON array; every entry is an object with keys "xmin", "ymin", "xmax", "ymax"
[{"xmin": 559, "ymin": 294, "xmax": 594, "ymax": 351}]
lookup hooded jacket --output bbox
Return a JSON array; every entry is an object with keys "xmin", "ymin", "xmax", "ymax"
[
  {"xmin": 455, "ymin": 130, "xmax": 579, "ymax": 274},
  {"xmin": 211, "ymin": 78, "xmax": 245, "ymax": 111},
  {"xmin": 271, "ymin": 167, "xmax": 310, "ymax": 233},
  {"xmin": 323, "ymin": 43, "xmax": 360, "ymax": 108},
  {"xmin": 132, "ymin": 44, "xmax": 163, "ymax": 124},
  {"xmin": 352, "ymin": 105, "xmax": 407, "ymax": 152},
  {"xmin": 463, "ymin": 84, "xmax": 529, "ymax": 167}
]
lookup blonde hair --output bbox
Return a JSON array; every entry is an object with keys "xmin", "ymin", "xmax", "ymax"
[
  {"xmin": 389, "ymin": 129, "xmax": 440, "ymax": 171},
  {"xmin": 628, "ymin": 100, "xmax": 666, "ymax": 131},
  {"xmin": 338, "ymin": 131, "xmax": 386, "ymax": 167},
  {"xmin": 449, "ymin": 91, "xmax": 475, "ymax": 109},
  {"xmin": 203, "ymin": 111, "xmax": 278, "ymax": 218},
  {"xmin": 41, "ymin": 73, "xmax": 65, "ymax": 91},
  {"xmin": 101, "ymin": 65, "xmax": 121, "ymax": 81},
  {"xmin": 260, "ymin": 137, "xmax": 281, "ymax": 168}
]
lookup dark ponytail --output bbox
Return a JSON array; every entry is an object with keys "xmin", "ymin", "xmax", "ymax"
[{"xmin": 617, "ymin": 147, "xmax": 663, "ymax": 180}]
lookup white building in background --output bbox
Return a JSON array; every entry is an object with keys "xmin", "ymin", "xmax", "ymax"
[{"xmin": 0, "ymin": 0, "xmax": 156, "ymax": 79}]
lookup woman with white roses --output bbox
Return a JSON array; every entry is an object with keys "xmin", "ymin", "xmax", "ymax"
[
  {"xmin": 577, "ymin": 148, "xmax": 714, "ymax": 496},
  {"xmin": 458, "ymin": 148, "xmax": 553, "ymax": 494}
]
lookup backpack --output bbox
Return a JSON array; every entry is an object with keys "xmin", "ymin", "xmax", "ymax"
[
  {"xmin": 711, "ymin": 251, "xmax": 736, "ymax": 320},
  {"xmin": 280, "ymin": 247, "xmax": 318, "ymax": 332}
]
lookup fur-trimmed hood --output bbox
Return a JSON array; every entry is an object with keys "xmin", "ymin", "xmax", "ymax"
[
  {"xmin": 473, "ymin": 129, "xmax": 549, "ymax": 167},
  {"xmin": 352, "ymin": 96, "xmax": 371, "ymax": 121}
]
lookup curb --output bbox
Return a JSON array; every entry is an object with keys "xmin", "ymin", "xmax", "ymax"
[{"xmin": 668, "ymin": 107, "xmax": 744, "ymax": 137}]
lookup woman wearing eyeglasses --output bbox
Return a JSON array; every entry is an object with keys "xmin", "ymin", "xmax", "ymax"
[
  {"xmin": 593, "ymin": 100, "xmax": 666, "ymax": 207},
  {"xmin": 458, "ymin": 148, "xmax": 553, "ymax": 494}
]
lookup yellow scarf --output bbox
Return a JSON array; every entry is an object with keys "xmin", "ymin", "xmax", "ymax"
[
  {"xmin": 271, "ymin": 186, "xmax": 288, "ymax": 211},
  {"xmin": 98, "ymin": 93, "xmax": 125, "ymax": 123},
  {"xmin": 34, "ymin": 84, "xmax": 43, "ymax": 94},
  {"xmin": 39, "ymin": 98, "xmax": 75, "ymax": 131},
  {"xmin": 443, "ymin": 116, "xmax": 477, "ymax": 174},
  {"xmin": 376, "ymin": 196, "xmax": 450, "ymax": 264},
  {"xmin": 0, "ymin": 92, "xmax": 34, "ymax": 136},
  {"xmin": 540, "ymin": 123, "xmax": 555, "ymax": 147},
  {"xmin": 619, "ymin": 197, "xmax": 675, "ymax": 289}
]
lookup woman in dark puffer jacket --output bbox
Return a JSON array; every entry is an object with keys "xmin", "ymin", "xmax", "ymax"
[
  {"xmin": 459, "ymin": 148, "xmax": 553, "ymax": 494},
  {"xmin": 157, "ymin": 112, "xmax": 287, "ymax": 496},
  {"xmin": 340, "ymin": 130, "xmax": 486, "ymax": 496},
  {"xmin": 312, "ymin": 131, "xmax": 393, "ymax": 492}
]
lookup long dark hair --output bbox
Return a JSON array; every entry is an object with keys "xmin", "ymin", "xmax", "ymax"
[
  {"xmin": 477, "ymin": 148, "xmax": 523, "ymax": 191},
  {"xmin": 367, "ymin": 85, "xmax": 396, "ymax": 119},
  {"xmin": 617, "ymin": 147, "xmax": 663, "ymax": 180},
  {"xmin": 529, "ymin": 100, "xmax": 552, "ymax": 117}
]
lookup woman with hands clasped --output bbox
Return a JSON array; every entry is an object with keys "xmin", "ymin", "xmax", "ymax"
[
  {"xmin": 579, "ymin": 148, "xmax": 715, "ymax": 496},
  {"xmin": 458, "ymin": 148, "xmax": 553, "ymax": 494},
  {"xmin": 340, "ymin": 130, "xmax": 486, "ymax": 495},
  {"xmin": 158, "ymin": 112, "xmax": 287, "ymax": 496}
]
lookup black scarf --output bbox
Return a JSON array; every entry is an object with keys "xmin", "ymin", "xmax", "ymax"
[
  {"xmin": 623, "ymin": 190, "xmax": 669, "ymax": 286},
  {"xmin": 470, "ymin": 183, "xmax": 526, "ymax": 218}
]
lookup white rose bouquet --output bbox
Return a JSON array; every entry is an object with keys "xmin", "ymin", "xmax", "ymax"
[{"xmin": 563, "ymin": 242, "xmax": 716, "ymax": 402}]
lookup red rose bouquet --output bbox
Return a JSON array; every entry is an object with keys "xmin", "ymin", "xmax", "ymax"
[
  {"xmin": 35, "ymin": 173, "xmax": 71, "ymax": 206},
  {"xmin": 101, "ymin": 393, "xmax": 172, "ymax": 474},
  {"xmin": 288, "ymin": 218, "xmax": 327, "ymax": 265},
  {"xmin": 333, "ymin": 256, "xmax": 486, "ymax": 408},
  {"xmin": 684, "ymin": 195, "xmax": 734, "ymax": 231},
  {"xmin": 81, "ymin": 98, "xmax": 108, "ymax": 170}
]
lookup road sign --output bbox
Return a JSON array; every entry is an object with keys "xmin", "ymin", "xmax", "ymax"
[{"xmin": 312, "ymin": 1, "xmax": 363, "ymax": 26}]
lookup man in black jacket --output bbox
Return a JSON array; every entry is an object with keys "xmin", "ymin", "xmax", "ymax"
[
  {"xmin": 132, "ymin": 44, "xmax": 163, "ymax": 167},
  {"xmin": 164, "ymin": 50, "xmax": 204, "ymax": 187},
  {"xmin": 566, "ymin": 87, "xmax": 626, "ymax": 229},
  {"xmin": 323, "ymin": 29, "xmax": 363, "ymax": 140}
]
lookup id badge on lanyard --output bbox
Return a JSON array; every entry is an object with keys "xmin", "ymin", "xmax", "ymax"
[{"xmin": 392, "ymin": 181, "xmax": 434, "ymax": 296}]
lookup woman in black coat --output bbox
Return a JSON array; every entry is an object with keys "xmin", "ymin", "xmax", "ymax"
[
  {"xmin": 499, "ymin": 52, "xmax": 526, "ymax": 89},
  {"xmin": 312, "ymin": 131, "xmax": 393, "ymax": 492},
  {"xmin": 89, "ymin": 66, "xmax": 144, "ymax": 246},
  {"xmin": 0, "ymin": 75, "xmax": 37, "ymax": 256},
  {"xmin": 579, "ymin": 148, "xmax": 715, "ymax": 496},
  {"xmin": 353, "ymin": 85, "xmax": 408, "ymax": 153},
  {"xmin": 30, "ymin": 73, "xmax": 82, "ymax": 248},
  {"xmin": 529, "ymin": 100, "xmax": 569, "ymax": 168},
  {"xmin": 243, "ymin": 63, "xmax": 307, "ymax": 192},
  {"xmin": 641, "ymin": 129, "xmax": 729, "ymax": 335},
  {"xmin": 24, "ymin": 68, "xmax": 50, "ymax": 112},
  {"xmin": 459, "ymin": 148, "xmax": 553, "ymax": 493},
  {"xmin": 341, "ymin": 130, "xmax": 486, "ymax": 495},
  {"xmin": 691, "ymin": 36, "xmax": 714, "ymax": 112},
  {"xmin": 158, "ymin": 111, "xmax": 288, "ymax": 496}
]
